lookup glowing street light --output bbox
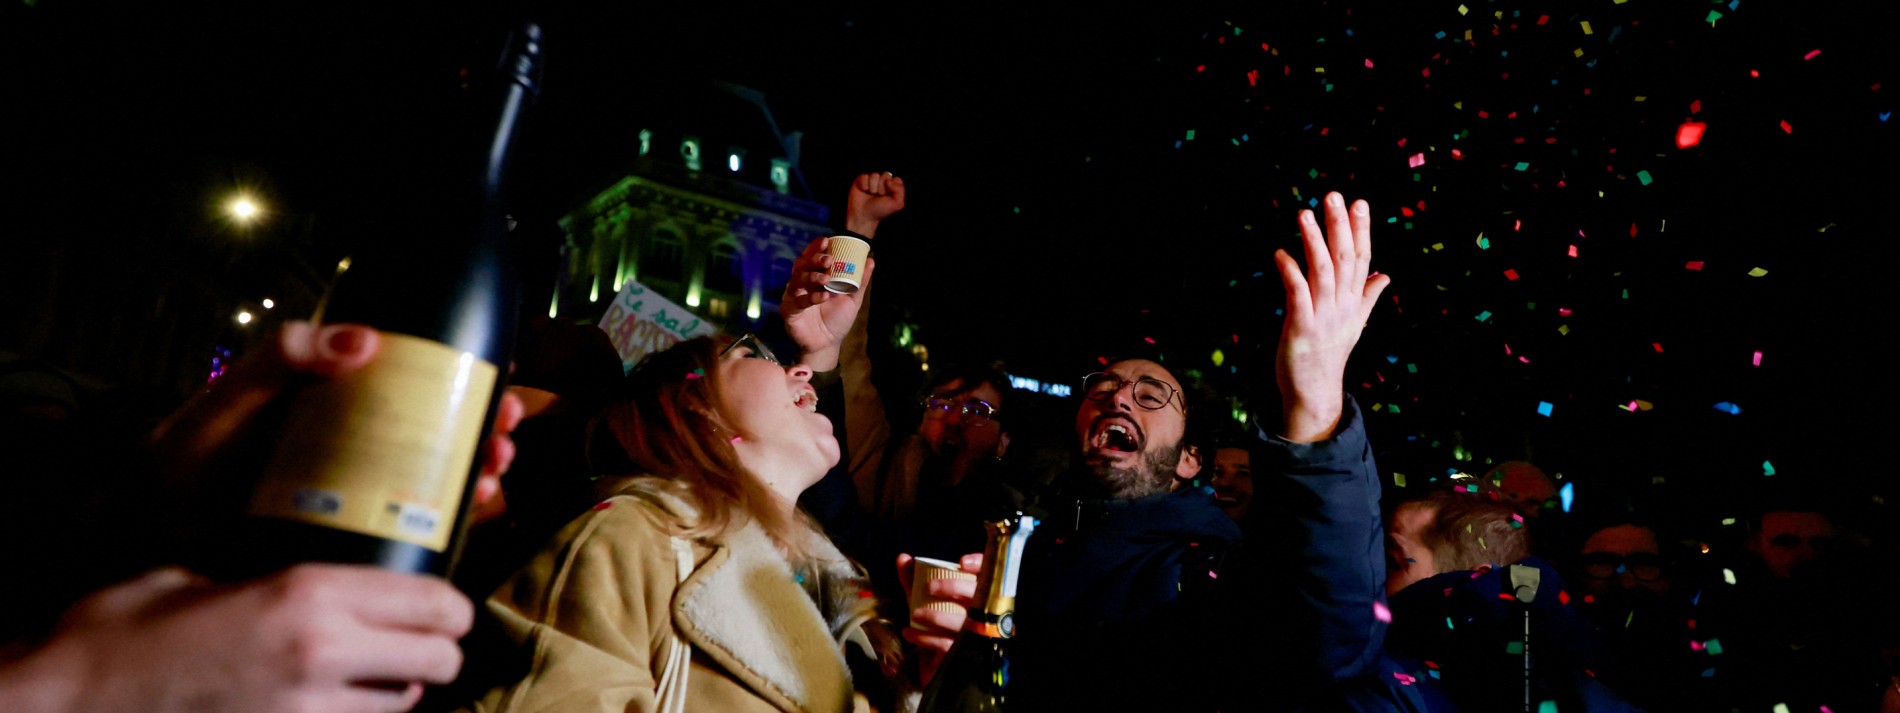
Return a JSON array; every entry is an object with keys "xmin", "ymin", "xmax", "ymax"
[{"xmin": 229, "ymin": 196, "xmax": 262, "ymax": 222}]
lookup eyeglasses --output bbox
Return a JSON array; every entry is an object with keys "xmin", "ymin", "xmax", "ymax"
[
  {"xmin": 1579, "ymin": 552, "xmax": 1666, "ymax": 582},
  {"xmin": 921, "ymin": 397, "xmax": 1000, "ymax": 424},
  {"xmin": 1081, "ymin": 372, "xmax": 1182, "ymax": 412},
  {"xmin": 720, "ymin": 333, "xmax": 778, "ymax": 365}
]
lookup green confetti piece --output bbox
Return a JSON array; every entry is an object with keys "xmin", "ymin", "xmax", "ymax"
[
  {"xmin": 1748, "ymin": 267, "xmax": 1769, "ymax": 277},
  {"xmin": 1446, "ymin": 617, "xmax": 1456, "ymax": 629},
  {"xmin": 1506, "ymin": 641, "xmax": 1525, "ymax": 654},
  {"xmin": 1185, "ymin": 129, "xmax": 1196, "ymax": 141},
  {"xmin": 1763, "ymin": 461, "xmax": 1776, "ymax": 476},
  {"xmin": 1705, "ymin": 638, "xmax": 1723, "ymax": 655},
  {"xmin": 1514, "ymin": 162, "xmax": 1531, "ymax": 171},
  {"xmin": 1539, "ymin": 702, "xmax": 1560, "ymax": 713},
  {"xmin": 1389, "ymin": 404, "xmax": 1402, "ymax": 414},
  {"xmin": 1637, "ymin": 170, "xmax": 1654, "ymax": 185},
  {"xmin": 1406, "ymin": 363, "xmax": 1418, "ymax": 373},
  {"xmin": 1475, "ymin": 310, "xmax": 1493, "ymax": 321},
  {"xmin": 1707, "ymin": 9, "xmax": 1723, "ymax": 25},
  {"xmin": 1395, "ymin": 472, "xmax": 1408, "ymax": 487}
]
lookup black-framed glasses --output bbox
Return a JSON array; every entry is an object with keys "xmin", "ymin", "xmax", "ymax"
[
  {"xmin": 1580, "ymin": 552, "xmax": 1666, "ymax": 582},
  {"xmin": 921, "ymin": 397, "xmax": 1000, "ymax": 424},
  {"xmin": 720, "ymin": 333, "xmax": 779, "ymax": 365},
  {"xmin": 1081, "ymin": 372, "xmax": 1182, "ymax": 411}
]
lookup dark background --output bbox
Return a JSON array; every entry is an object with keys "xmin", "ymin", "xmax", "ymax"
[{"xmin": 5, "ymin": 1, "xmax": 1895, "ymax": 534}]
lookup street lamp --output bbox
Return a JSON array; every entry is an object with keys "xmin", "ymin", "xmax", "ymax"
[{"xmin": 228, "ymin": 195, "xmax": 262, "ymax": 223}]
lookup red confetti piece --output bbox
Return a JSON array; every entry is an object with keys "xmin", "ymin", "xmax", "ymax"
[
  {"xmin": 1247, "ymin": 69, "xmax": 1259, "ymax": 86},
  {"xmin": 1690, "ymin": 99, "xmax": 1702, "ymax": 114},
  {"xmin": 1676, "ymin": 121, "xmax": 1707, "ymax": 149},
  {"xmin": 1451, "ymin": 148, "xmax": 1464, "ymax": 159},
  {"xmin": 1780, "ymin": 120, "xmax": 1794, "ymax": 134},
  {"xmin": 1559, "ymin": 308, "xmax": 1573, "ymax": 317},
  {"xmin": 1568, "ymin": 245, "xmax": 1579, "ymax": 258},
  {"xmin": 1750, "ymin": 69, "xmax": 1760, "ymax": 78},
  {"xmin": 1504, "ymin": 269, "xmax": 1520, "ymax": 280},
  {"xmin": 592, "ymin": 501, "xmax": 613, "ymax": 511},
  {"xmin": 1686, "ymin": 261, "xmax": 1705, "ymax": 270},
  {"xmin": 1196, "ymin": 64, "xmax": 1206, "ymax": 73},
  {"xmin": 1653, "ymin": 343, "xmax": 1665, "ymax": 353}
]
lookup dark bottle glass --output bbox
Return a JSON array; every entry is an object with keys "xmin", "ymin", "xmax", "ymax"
[
  {"xmin": 218, "ymin": 24, "xmax": 544, "ymax": 580},
  {"xmin": 917, "ymin": 513, "xmax": 1040, "ymax": 713}
]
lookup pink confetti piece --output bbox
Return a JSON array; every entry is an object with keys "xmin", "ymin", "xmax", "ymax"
[
  {"xmin": 730, "ymin": 435, "xmax": 744, "ymax": 445},
  {"xmin": 1374, "ymin": 601, "xmax": 1393, "ymax": 623},
  {"xmin": 1559, "ymin": 308, "xmax": 1573, "ymax": 316},
  {"xmin": 1568, "ymin": 244, "xmax": 1579, "ymax": 257},
  {"xmin": 1752, "ymin": 350, "xmax": 1763, "ymax": 366},
  {"xmin": 1408, "ymin": 152, "xmax": 1426, "ymax": 168},
  {"xmin": 1803, "ymin": 49, "xmax": 1822, "ymax": 60},
  {"xmin": 1365, "ymin": 58, "xmax": 1375, "ymax": 68}
]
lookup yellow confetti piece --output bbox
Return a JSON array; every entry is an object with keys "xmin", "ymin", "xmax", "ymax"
[
  {"xmin": 1395, "ymin": 472, "xmax": 1408, "ymax": 487},
  {"xmin": 1458, "ymin": 4, "xmax": 1468, "ymax": 15},
  {"xmin": 1558, "ymin": 325, "xmax": 1570, "ymax": 335},
  {"xmin": 1634, "ymin": 96, "xmax": 1647, "ymax": 102},
  {"xmin": 1581, "ymin": 21, "xmax": 1594, "ymax": 34},
  {"xmin": 1748, "ymin": 267, "xmax": 1769, "ymax": 277},
  {"xmin": 1464, "ymin": 29, "xmax": 1474, "ymax": 41},
  {"xmin": 1722, "ymin": 568, "xmax": 1737, "ymax": 585},
  {"xmin": 1574, "ymin": 48, "xmax": 1586, "ymax": 57}
]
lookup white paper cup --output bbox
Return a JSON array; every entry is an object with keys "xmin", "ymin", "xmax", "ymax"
[
  {"xmin": 822, "ymin": 235, "xmax": 871, "ymax": 294},
  {"xmin": 907, "ymin": 556, "xmax": 976, "ymax": 629}
]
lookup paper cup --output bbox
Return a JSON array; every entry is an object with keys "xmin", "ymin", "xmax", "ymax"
[
  {"xmin": 907, "ymin": 556, "xmax": 976, "ymax": 629},
  {"xmin": 822, "ymin": 235, "xmax": 871, "ymax": 294}
]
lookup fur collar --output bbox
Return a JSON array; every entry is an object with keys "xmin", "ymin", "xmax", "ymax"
[{"xmin": 616, "ymin": 479, "xmax": 873, "ymax": 713}]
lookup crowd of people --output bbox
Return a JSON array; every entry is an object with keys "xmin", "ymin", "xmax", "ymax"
[{"xmin": 1, "ymin": 172, "xmax": 1896, "ymax": 713}]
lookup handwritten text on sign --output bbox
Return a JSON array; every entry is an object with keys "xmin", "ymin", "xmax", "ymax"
[{"xmin": 597, "ymin": 280, "xmax": 718, "ymax": 372}]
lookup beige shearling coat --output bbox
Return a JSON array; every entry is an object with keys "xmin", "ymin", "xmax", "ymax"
[{"xmin": 458, "ymin": 477, "xmax": 883, "ymax": 713}]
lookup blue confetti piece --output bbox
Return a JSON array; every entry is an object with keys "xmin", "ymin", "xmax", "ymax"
[
  {"xmin": 1559, "ymin": 482, "xmax": 1575, "ymax": 513},
  {"xmin": 1435, "ymin": 30, "xmax": 1447, "ymax": 39},
  {"xmin": 1537, "ymin": 401, "xmax": 1554, "ymax": 417},
  {"xmin": 1712, "ymin": 401, "xmax": 1743, "ymax": 415},
  {"xmin": 1728, "ymin": 0, "xmax": 1739, "ymax": 9},
  {"xmin": 1880, "ymin": 112, "xmax": 1891, "ymax": 122},
  {"xmin": 1475, "ymin": 310, "xmax": 1493, "ymax": 321},
  {"xmin": 1387, "ymin": 355, "xmax": 1400, "ymax": 363}
]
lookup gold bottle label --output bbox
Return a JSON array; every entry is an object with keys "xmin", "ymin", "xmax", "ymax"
[{"xmin": 249, "ymin": 333, "xmax": 498, "ymax": 552}]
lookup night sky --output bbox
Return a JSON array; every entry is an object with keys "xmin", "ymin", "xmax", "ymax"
[{"xmin": 9, "ymin": 1, "xmax": 1897, "ymax": 530}]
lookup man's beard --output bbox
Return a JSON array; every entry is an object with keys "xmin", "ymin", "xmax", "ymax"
[{"xmin": 1083, "ymin": 441, "xmax": 1181, "ymax": 500}]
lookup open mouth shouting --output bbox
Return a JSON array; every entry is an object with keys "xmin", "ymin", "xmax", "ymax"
[
  {"xmin": 1087, "ymin": 416, "xmax": 1144, "ymax": 458},
  {"xmin": 793, "ymin": 387, "xmax": 819, "ymax": 412}
]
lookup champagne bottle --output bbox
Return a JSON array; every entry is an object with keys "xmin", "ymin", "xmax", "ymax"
[
  {"xmin": 917, "ymin": 513, "xmax": 1040, "ymax": 713},
  {"xmin": 221, "ymin": 24, "xmax": 544, "ymax": 579}
]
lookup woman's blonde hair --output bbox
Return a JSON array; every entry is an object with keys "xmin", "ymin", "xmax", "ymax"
[{"xmin": 596, "ymin": 336, "xmax": 813, "ymax": 558}]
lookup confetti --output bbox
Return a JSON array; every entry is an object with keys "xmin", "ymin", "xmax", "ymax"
[
  {"xmin": 1712, "ymin": 402, "xmax": 1743, "ymax": 415},
  {"xmin": 1373, "ymin": 601, "xmax": 1392, "ymax": 623},
  {"xmin": 1748, "ymin": 267, "xmax": 1768, "ymax": 277},
  {"xmin": 1676, "ymin": 121, "xmax": 1706, "ymax": 148},
  {"xmin": 1537, "ymin": 401, "xmax": 1553, "ymax": 417},
  {"xmin": 1762, "ymin": 461, "xmax": 1775, "ymax": 476}
]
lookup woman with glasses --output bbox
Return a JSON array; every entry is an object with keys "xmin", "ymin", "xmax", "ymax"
[{"xmin": 449, "ymin": 232, "xmax": 905, "ymax": 712}]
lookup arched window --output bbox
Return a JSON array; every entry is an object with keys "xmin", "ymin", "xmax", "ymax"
[
  {"xmin": 707, "ymin": 242, "xmax": 744, "ymax": 296},
  {"xmin": 645, "ymin": 227, "xmax": 685, "ymax": 281},
  {"xmin": 767, "ymin": 253, "xmax": 795, "ymax": 293}
]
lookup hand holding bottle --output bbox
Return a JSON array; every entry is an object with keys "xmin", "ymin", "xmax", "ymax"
[{"xmin": 150, "ymin": 321, "xmax": 525, "ymax": 509}]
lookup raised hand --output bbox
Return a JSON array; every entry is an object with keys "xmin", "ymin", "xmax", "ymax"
[
  {"xmin": 1272, "ymin": 192, "xmax": 1391, "ymax": 443},
  {"xmin": 845, "ymin": 172, "xmax": 906, "ymax": 237},
  {"xmin": 781, "ymin": 237, "xmax": 875, "ymax": 372}
]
